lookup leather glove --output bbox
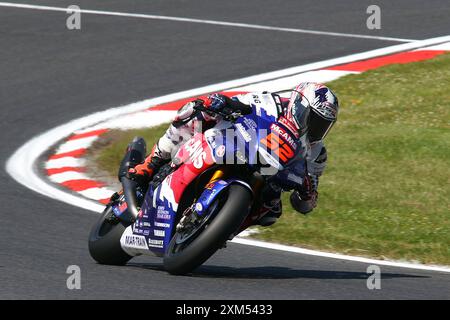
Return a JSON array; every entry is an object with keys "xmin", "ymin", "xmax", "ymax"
[
  {"xmin": 203, "ymin": 93, "xmax": 229, "ymax": 112},
  {"xmin": 203, "ymin": 93, "xmax": 252, "ymax": 116}
]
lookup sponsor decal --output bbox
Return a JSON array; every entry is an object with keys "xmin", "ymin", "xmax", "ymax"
[
  {"xmin": 154, "ymin": 222, "xmax": 171, "ymax": 228},
  {"xmin": 235, "ymin": 123, "xmax": 252, "ymax": 142},
  {"xmin": 207, "ymin": 189, "xmax": 218, "ymax": 202},
  {"xmin": 154, "ymin": 229, "xmax": 165, "ymax": 237},
  {"xmin": 156, "ymin": 213, "xmax": 171, "ymax": 220},
  {"xmin": 270, "ymin": 123, "xmax": 297, "ymax": 150},
  {"xmin": 156, "ymin": 205, "xmax": 171, "ymax": 220},
  {"xmin": 243, "ymin": 118, "xmax": 257, "ymax": 130},
  {"xmin": 252, "ymin": 94, "xmax": 261, "ymax": 103},
  {"xmin": 278, "ymin": 116, "xmax": 300, "ymax": 138},
  {"xmin": 112, "ymin": 206, "xmax": 121, "ymax": 216},
  {"xmin": 235, "ymin": 150, "xmax": 247, "ymax": 163},
  {"xmin": 185, "ymin": 139, "xmax": 207, "ymax": 169},
  {"xmin": 113, "ymin": 201, "xmax": 128, "ymax": 216},
  {"xmin": 195, "ymin": 203, "xmax": 203, "ymax": 212},
  {"xmin": 206, "ymin": 136, "xmax": 217, "ymax": 149},
  {"xmin": 148, "ymin": 239, "xmax": 164, "ymax": 248},
  {"xmin": 216, "ymin": 145, "xmax": 226, "ymax": 157},
  {"xmin": 124, "ymin": 235, "xmax": 148, "ymax": 249},
  {"xmin": 118, "ymin": 201, "xmax": 128, "ymax": 212}
]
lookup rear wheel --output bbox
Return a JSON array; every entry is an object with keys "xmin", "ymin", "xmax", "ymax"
[
  {"xmin": 88, "ymin": 205, "xmax": 132, "ymax": 265},
  {"xmin": 163, "ymin": 184, "xmax": 252, "ymax": 275}
]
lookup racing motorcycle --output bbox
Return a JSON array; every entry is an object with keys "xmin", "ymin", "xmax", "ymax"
[{"xmin": 88, "ymin": 90, "xmax": 307, "ymax": 275}]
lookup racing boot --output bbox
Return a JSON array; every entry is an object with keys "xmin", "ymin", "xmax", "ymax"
[
  {"xmin": 128, "ymin": 154, "xmax": 166, "ymax": 187},
  {"xmin": 256, "ymin": 199, "xmax": 282, "ymax": 227},
  {"xmin": 255, "ymin": 182, "xmax": 283, "ymax": 226}
]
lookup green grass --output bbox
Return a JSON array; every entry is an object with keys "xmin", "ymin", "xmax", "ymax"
[
  {"xmin": 91, "ymin": 125, "xmax": 170, "ymax": 176},
  {"xmin": 92, "ymin": 53, "xmax": 450, "ymax": 265}
]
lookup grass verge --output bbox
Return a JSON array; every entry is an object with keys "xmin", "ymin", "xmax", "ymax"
[{"xmin": 90, "ymin": 53, "xmax": 450, "ymax": 265}]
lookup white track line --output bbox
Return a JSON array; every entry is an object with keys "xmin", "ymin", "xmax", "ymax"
[
  {"xmin": 0, "ymin": 2, "xmax": 418, "ymax": 43},
  {"xmin": 6, "ymin": 35, "xmax": 450, "ymax": 272},
  {"xmin": 232, "ymin": 238, "xmax": 450, "ymax": 273},
  {"xmin": 415, "ymin": 42, "xmax": 450, "ymax": 51},
  {"xmin": 234, "ymin": 70, "xmax": 358, "ymax": 92}
]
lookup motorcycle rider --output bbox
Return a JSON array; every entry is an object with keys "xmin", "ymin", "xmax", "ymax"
[{"xmin": 128, "ymin": 82, "xmax": 339, "ymax": 226}]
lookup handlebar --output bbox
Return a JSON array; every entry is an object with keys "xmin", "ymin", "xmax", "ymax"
[{"xmin": 193, "ymin": 102, "xmax": 242, "ymax": 122}]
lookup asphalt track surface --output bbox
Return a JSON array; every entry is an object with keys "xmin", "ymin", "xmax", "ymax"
[{"xmin": 1, "ymin": 0, "xmax": 450, "ymax": 299}]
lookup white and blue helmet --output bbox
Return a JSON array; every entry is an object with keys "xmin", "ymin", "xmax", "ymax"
[{"xmin": 286, "ymin": 82, "xmax": 339, "ymax": 143}]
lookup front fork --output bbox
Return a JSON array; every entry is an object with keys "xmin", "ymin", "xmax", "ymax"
[{"xmin": 175, "ymin": 168, "xmax": 227, "ymax": 232}]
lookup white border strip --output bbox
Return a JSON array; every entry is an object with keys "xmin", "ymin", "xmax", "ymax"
[
  {"xmin": 232, "ymin": 238, "xmax": 450, "ymax": 273},
  {"xmin": 6, "ymin": 35, "xmax": 450, "ymax": 272},
  {"xmin": 0, "ymin": 2, "xmax": 417, "ymax": 43}
]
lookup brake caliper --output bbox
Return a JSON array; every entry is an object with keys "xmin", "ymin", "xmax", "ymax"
[{"xmin": 176, "ymin": 204, "xmax": 202, "ymax": 232}]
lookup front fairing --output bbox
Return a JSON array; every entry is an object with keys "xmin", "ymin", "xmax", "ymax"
[
  {"xmin": 120, "ymin": 178, "xmax": 180, "ymax": 257},
  {"xmin": 211, "ymin": 92, "xmax": 307, "ymax": 175}
]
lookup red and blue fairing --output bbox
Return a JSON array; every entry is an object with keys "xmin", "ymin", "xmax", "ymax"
[{"xmin": 119, "ymin": 92, "xmax": 308, "ymax": 256}]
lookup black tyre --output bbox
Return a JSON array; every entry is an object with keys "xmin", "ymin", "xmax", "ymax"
[
  {"xmin": 163, "ymin": 184, "xmax": 252, "ymax": 275},
  {"xmin": 88, "ymin": 205, "xmax": 133, "ymax": 265}
]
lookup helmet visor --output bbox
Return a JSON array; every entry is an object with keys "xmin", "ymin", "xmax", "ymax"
[
  {"xmin": 308, "ymin": 110, "xmax": 335, "ymax": 143},
  {"xmin": 291, "ymin": 94, "xmax": 310, "ymax": 136}
]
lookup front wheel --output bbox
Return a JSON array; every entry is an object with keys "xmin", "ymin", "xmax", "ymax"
[
  {"xmin": 163, "ymin": 184, "xmax": 252, "ymax": 275},
  {"xmin": 88, "ymin": 205, "xmax": 133, "ymax": 265}
]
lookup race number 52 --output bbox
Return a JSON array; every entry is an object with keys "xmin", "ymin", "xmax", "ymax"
[{"xmin": 260, "ymin": 133, "xmax": 294, "ymax": 163}]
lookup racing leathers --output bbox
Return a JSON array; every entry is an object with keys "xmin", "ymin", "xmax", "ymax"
[{"xmin": 129, "ymin": 92, "xmax": 329, "ymax": 225}]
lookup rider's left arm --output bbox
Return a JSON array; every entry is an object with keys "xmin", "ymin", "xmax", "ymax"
[
  {"xmin": 205, "ymin": 93, "xmax": 252, "ymax": 116},
  {"xmin": 306, "ymin": 141, "xmax": 327, "ymax": 178}
]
